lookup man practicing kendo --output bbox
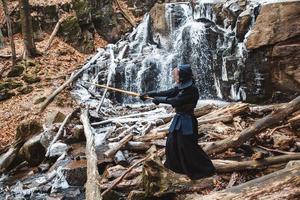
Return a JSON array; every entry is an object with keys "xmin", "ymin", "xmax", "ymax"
[{"xmin": 140, "ymin": 64, "xmax": 215, "ymax": 180}]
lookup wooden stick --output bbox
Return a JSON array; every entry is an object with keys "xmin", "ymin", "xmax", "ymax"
[
  {"xmin": 204, "ymin": 96, "xmax": 300, "ymax": 155},
  {"xmin": 44, "ymin": 17, "xmax": 65, "ymax": 52},
  {"xmin": 257, "ymin": 145, "xmax": 298, "ymax": 155},
  {"xmin": 39, "ymin": 50, "xmax": 103, "ymax": 112},
  {"xmin": 114, "ymin": 0, "xmax": 135, "ymax": 27},
  {"xmin": 86, "ymin": 81, "xmax": 153, "ymax": 99},
  {"xmin": 101, "ymin": 154, "xmax": 151, "ymax": 196},
  {"xmin": 80, "ymin": 108, "xmax": 102, "ymax": 200},
  {"xmin": 104, "ymin": 133, "xmax": 133, "ymax": 158}
]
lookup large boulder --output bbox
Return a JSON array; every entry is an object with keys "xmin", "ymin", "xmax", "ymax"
[
  {"xmin": 246, "ymin": 1, "xmax": 300, "ymax": 49},
  {"xmin": 15, "ymin": 120, "xmax": 43, "ymax": 143},
  {"xmin": 18, "ymin": 134, "xmax": 46, "ymax": 166},
  {"xmin": 149, "ymin": 3, "xmax": 168, "ymax": 36}
]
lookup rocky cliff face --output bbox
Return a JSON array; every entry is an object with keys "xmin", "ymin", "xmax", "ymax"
[{"xmin": 246, "ymin": 1, "xmax": 300, "ymax": 100}]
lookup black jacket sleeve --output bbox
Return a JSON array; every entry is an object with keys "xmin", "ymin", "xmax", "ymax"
[
  {"xmin": 147, "ymin": 87, "xmax": 179, "ymax": 98},
  {"xmin": 154, "ymin": 87, "xmax": 197, "ymax": 107}
]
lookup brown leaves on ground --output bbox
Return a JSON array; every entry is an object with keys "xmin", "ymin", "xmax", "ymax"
[{"xmin": 0, "ymin": 32, "xmax": 106, "ymax": 150}]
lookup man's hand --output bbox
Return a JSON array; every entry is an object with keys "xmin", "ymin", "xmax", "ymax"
[{"xmin": 139, "ymin": 93, "xmax": 149, "ymax": 101}]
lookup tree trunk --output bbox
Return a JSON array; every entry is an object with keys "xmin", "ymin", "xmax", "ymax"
[
  {"xmin": 80, "ymin": 108, "xmax": 102, "ymax": 200},
  {"xmin": 186, "ymin": 161, "xmax": 300, "ymax": 200},
  {"xmin": 0, "ymin": 28, "xmax": 4, "ymax": 48},
  {"xmin": 1, "ymin": 0, "xmax": 17, "ymax": 65},
  {"xmin": 19, "ymin": 0, "xmax": 38, "ymax": 58},
  {"xmin": 204, "ymin": 96, "xmax": 300, "ymax": 155}
]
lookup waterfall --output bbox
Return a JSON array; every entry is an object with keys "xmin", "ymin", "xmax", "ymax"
[{"xmin": 72, "ymin": 0, "xmax": 271, "ymax": 106}]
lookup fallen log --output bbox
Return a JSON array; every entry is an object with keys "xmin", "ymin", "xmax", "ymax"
[
  {"xmin": 104, "ymin": 133, "xmax": 133, "ymax": 158},
  {"xmin": 141, "ymin": 158, "xmax": 215, "ymax": 198},
  {"xmin": 213, "ymin": 153, "xmax": 300, "ymax": 173},
  {"xmin": 134, "ymin": 131, "xmax": 167, "ymax": 142},
  {"xmin": 80, "ymin": 108, "xmax": 102, "ymax": 200},
  {"xmin": 101, "ymin": 155, "xmax": 151, "ymax": 196},
  {"xmin": 186, "ymin": 161, "xmax": 300, "ymax": 200},
  {"xmin": 198, "ymin": 114, "xmax": 233, "ymax": 124},
  {"xmin": 39, "ymin": 50, "xmax": 103, "ymax": 112},
  {"xmin": 114, "ymin": 0, "xmax": 135, "ymax": 27},
  {"xmin": 204, "ymin": 96, "xmax": 300, "ymax": 155},
  {"xmin": 44, "ymin": 17, "xmax": 65, "ymax": 52},
  {"xmin": 288, "ymin": 114, "xmax": 300, "ymax": 128}
]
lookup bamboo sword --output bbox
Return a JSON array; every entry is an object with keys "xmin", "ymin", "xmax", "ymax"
[{"xmin": 84, "ymin": 81, "xmax": 153, "ymax": 99}]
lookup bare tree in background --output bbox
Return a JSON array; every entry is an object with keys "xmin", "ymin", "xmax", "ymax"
[
  {"xmin": 19, "ymin": 0, "xmax": 38, "ymax": 58},
  {"xmin": 1, "ymin": 0, "xmax": 17, "ymax": 65},
  {"xmin": 0, "ymin": 28, "xmax": 4, "ymax": 48}
]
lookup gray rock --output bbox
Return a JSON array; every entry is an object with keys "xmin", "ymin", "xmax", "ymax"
[
  {"xmin": 19, "ymin": 134, "xmax": 46, "ymax": 166},
  {"xmin": 45, "ymin": 111, "xmax": 66, "ymax": 127},
  {"xmin": 48, "ymin": 142, "xmax": 68, "ymax": 158},
  {"xmin": 62, "ymin": 160, "xmax": 87, "ymax": 186}
]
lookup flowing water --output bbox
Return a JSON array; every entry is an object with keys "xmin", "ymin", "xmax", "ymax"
[{"xmin": 72, "ymin": 0, "xmax": 269, "ymax": 106}]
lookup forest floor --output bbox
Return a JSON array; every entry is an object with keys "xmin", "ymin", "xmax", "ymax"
[{"xmin": 0, "ymin": 32, "xmax": 107, "ymax": 150}]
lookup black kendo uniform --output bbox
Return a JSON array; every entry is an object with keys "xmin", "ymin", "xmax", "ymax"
[{"xmin": 141, "ymin": 64, "xmax": 215, "ymax": 180}]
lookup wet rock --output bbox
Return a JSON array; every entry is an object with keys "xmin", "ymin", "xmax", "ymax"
[
  {"xmin": 271, "ymin": 43, "xmax": 300, "ymax": 94},
  {"xmin": 236, "ymin": 9, "xmax": 251, "ymax": 42},
  {"xmin": 17, "ymin": 86, "xmax": 34, "ymax": 95},
  {"xmin": 23, "ymin": 74, "xmax": 41, "ymax": 84},
  {"xmin": 59, "ymin": 16, "xmax": 94, "ymax": 53},
  {"xmin": 45, "ymin": 111, "xmax": 66, "ymax": 127},
  {"xmin": 19, "ymin": 134, "xmax": 46, "ymax": 166},
  {"xmin": 73, "ymin": 0, "xmax": 92, "ymax": 25},
  {"xmin": 62, "ymin": 160, "xmax": 87, "ymax": 186},
  {"xmin": 6, "ymin": 64, "xmax": 25, "ymax": 77},
  {"xmin": 246, "ymin": 1, "xmax": 300, "ymax": 49},
  {"xmin": 48, "ymin": 142, "xmax": 68, "ymax": 158},
  {"xmin": 91, "ymin": 0, "xmax": 132, "ymax": 43},
  {"xmin": 16, "ymin": 120, "xmax": 43, "ymax": 143},
  {"xmin": 149, "ymin": 3, "xmax": 168, "ymax": 36},
  {"xmin": 0, "ymin": 147, "xmax": 19, "ymax": 173}
]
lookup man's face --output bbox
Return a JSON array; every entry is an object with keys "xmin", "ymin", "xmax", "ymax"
[{"xmin": 172, "ymin": 67, "xmax": 180, "ymax": 83}]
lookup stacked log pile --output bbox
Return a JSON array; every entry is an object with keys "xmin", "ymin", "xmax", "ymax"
[{"xmin": 0, "ymin": 97, "xmax": 300, "ymax": 199}]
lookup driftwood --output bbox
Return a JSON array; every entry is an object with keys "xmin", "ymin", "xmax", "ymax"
[
  {"xmin": 96, "ymin": 48, "xmax": 116, "ymax": 113},
  {"xmin": 213, "ymin": 153, "xmax": 300, "ymax": 173},
  {"xmin": 140, "ymin": 158, "xmax": 215, "ymax": 198},
  {"xmin": 45, "ymin": 108, "xmax": 79, "ymax": 157},
  {"xmin": 80, "ymin": 108, "xmax": 102, "ymax": 200},
  {"xmin": 104, "ymin": 133, "xmax": 133, "ymax": 158},
  {"xmin": 198, "ymin": 114, "xmax": 233, "ymax": 124},
  {"xmin": 288, "ymin": 114, "xmax": 300, "ymax": 128},
  {"xmin": 186, "ymin": 161, "xmax": 300, "ymax": 200},
  {"xmin": 114, "ymin": 0, "xmax": 135, "ymax": 27},
  {"xmin": 44, "ymin": 17, "xmax": 65, "ymax": 52},
  {"xmin": 101, "ymin": 155, "xmax": 150, "ymax": 196},
  {"xmin": 204, "ymin": 96, "xmax": 300, "ymax": 155},
  {"xmin": 39, "ymin": 50, "xmax": 103, "ymax": 112}
]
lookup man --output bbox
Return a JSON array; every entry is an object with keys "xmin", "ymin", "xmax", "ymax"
[{"xmin": 140, "ymin": 64, "xmax": 215, "ymax": 180}]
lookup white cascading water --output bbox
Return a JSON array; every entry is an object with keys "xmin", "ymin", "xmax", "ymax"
[{"xmin": 72, "ymin": 0, "xmax": 268, "ymax": 106}]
